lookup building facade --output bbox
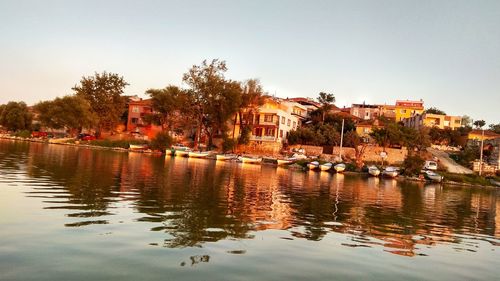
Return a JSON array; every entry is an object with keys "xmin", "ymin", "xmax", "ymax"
[
  {"xmin": 126, "ymin": 97, "xmax": 162, "ymax": 139},
  {"xmin": 395, "ymin": 100, "xmax": 424, "ymax": 121},
  {"xmin": 403, "ymin": 113, "xmax": 462, "ymax": 130}
]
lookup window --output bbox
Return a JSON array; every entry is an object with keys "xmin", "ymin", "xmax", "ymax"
[
  {"xmin": 280, "ymin": 130, "xmax": 283, "ymax": 138},
  {"xmin": 281, "ymin": 116, "xmax": 285, "ymax": 124},
  {"xmin": 131, "ymin": 117, "xmax": 138, "ymax": 124},
  {"xmin": 265, "ymin": 128, "xmax": 274, "ymax": 136},
  {"xmin": 293, "ymin": 121, "xmax": 296, "ymax": 128},
  {"xmin": 132, "ymin": 106, "xmax": 140, "ymax": 113},
  {"xmin": 287, "ymin": 119, "xmax": 291, "ymax": 126},
  {"xmin": 401, "ymin": 109, "xmax": 407, "ymax": 114},
  {"xmin": 264, "ymin": 114, "xmax": 273, "ymax": 122}
]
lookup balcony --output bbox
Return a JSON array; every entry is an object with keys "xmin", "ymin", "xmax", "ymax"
[{"xmin": 250, "ymin": 135, "xmax": 277, "ymax": 142}]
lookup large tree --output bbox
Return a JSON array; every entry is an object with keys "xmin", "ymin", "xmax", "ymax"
[
  {"xmin": 145, "ymin": 85, "xmax": 188, "ymax": 132},
  {"xmin": 489, "ymin": 123, "xmax": 500, "ymax": 134},
  {"xmin": 182, "ymin": 59, "xmax": 242, "ymax": 147},
  {"xmin": 34, "ymin": 95, "xmax": 96, "ymax": 135},
  {"xmin": 72, "ymin": 71, "xmax": 129, "ymax": 135},
  {"xmin": 235, "ymin": 79, "xmax": 265, "ymax": 143},
  {"xmin": 473, "ymin": 119, "xmax": 486, "ymax": 129},
  {"xmin": 0, "ymin": 101, "xmax": 32, "ymax": 131},
  {"xmin": 425, "ymin": 107, "xmax": 446, "ymax": 115},
  {"xmin": 317, "ymin": 92, "xmax": 335, "ymax": 123}
]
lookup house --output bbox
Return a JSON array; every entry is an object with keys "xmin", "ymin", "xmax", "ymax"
[
  {"xmin": 287, "ymin": 97, "xmax": 321, "ymax": 116},
  {"xmin": 468, "ymin": 130, "xmax": 500, "ymax": 142},
  {"xmin": 126, "ymin": 97, "xmax": 162, "ymax": 139},
  {"xmin": 350, "ymin": 103, "xmax": 396, "ymax": 120},
  {"xmin": 403, "ymin": 113, "xmax": 462, "ymax": 130},
  {"xmin": 355, "ymin": 119, "xmax": 385, "ymax": 142},
  {"xmin": 395, "ymin": 100, "xmax": 424, "ymax": 121},
  {"xmin": 230, "ymin": 97, "xmax": 307, "ymax": 153}
]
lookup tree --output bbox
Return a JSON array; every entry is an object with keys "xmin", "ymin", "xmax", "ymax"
[
  {"xmin": 0, "ymin": 101, "xmax": 32, "ymax": 132},
  {"xmin": 489, "ymin": 123, "xmax": 500, "ymax": 134},
  {"xmin": 182, "ymin": 59, "xmax": 242, "ymax": 147},
  {"xmin": 317, "ymin": 92, "xmax": 335, "ymax": 123},
  {"xmin": 235, "ymin": 79, "xmax": 265, "ymax": 141},
  {"xmin": 34, "ymin": 95, "xmax": 96, "ymax": 135},
  {"xmin": 344, "ymin": 130, "xmax": 368, "ymax": 168},
  {"xmin": 473, "ymin": 119, "xmax": 486, "ymax": 129},
  {"xmin": 72, "ymin": 71, "xmax": 129, "ymax": 136},
  {"xmin": 425, "ymin": 107, "xmax": 446, "ymax": 115},
  {"xmin": 461, "ymin": 115, "xmax": 472, "ymax": 128},
  {"xmin": 145, "ymin": 85, "xmax": 187, "ymax": 132}
]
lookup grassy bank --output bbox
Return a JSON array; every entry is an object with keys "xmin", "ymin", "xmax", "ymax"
[{"xmin": 441, "ymin": 172, "xmax": 493, "ymax": 186}]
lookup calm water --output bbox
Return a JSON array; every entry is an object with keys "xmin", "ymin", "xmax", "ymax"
[{"xmin": 0, "ymin": 140, "xmax": 499, "ymax": 281}]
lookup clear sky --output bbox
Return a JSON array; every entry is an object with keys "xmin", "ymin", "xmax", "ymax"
[{"xmin": 0, "ymin": 0, "xmax": 499, "ymax": 124}]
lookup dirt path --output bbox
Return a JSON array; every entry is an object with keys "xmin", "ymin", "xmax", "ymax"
[{"xmin": 427, "ymin": 147, "xmax": 473, "ymax": 174}]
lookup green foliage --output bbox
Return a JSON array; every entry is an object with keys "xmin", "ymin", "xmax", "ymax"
[
  {"xmin": 451, "ymin": 146, "xmax": 480, "ymax": 168},
  {"xmin": 0, "ymin": 101, "xmax": 32, "ymax": 131},
  {"xmin": 13, "ymin": 130, "xmax": 32, "ymax": 138},
  {"xmin": 238, "ymin": 126, "xmax": 252, "ymax": 145},
  {"xmin": 72, "ymin": 71, "xmax": 129, "ymax": 133},
  {"xmin": 149, "ymin": 132, "xmax": 173, "ymax": 151},
  {"xmin": 489, "ymin": 123, "xmax": 500, "ymax": 134},
  {"xmin": 402, "ymin": 154, "xmax": 425, "ymax": 176},
  {"xmin": 317, "ymin": 92, "xmax": 335, "ymax": 123},
  {"xmin": 34, "ymin": 95, "xmax": 96, "ymax": 133},
  {"xmin": 222, "ymin": 137, "xmax": 236, "ymax": 153},
  {"xmin": 429, "ymin": 127, "xmax": 469, "ymax": 147},
  {"xmin": 425, "ymin": 107, "xmax": 446, "ymax": 115},
  {"xmin": 146, "ymin": 85, "xmax": 188, "ymax": 131},
  {"xmin": 370, "ymin": 121, "xmax": 430, "ymax": 150},
  {"xmin": 473, "ymin": 119, "xmax": 486, "ymax": 128},
  {"xmin": 441, "ymin": 172, "xmax": 491, "ymax": 186}
]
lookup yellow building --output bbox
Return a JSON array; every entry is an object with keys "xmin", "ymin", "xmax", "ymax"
[
  {"xmin": 395, "ymin": 100, "xmax": 424, "ymax": 121},
  {"xmin": 468, "ymin": 130, "xmax": 500, "ymax": 141},
  {"xmin": 403, "ymin": 113, "xmax": 462, "ymax": 130}
]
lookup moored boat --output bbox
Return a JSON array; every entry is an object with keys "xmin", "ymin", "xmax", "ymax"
[
  {"xmin": 216, "ymin": 154, "xmax": 238, "ymax": 161},
  {"xmin": 175, "ymin": 150, "xmax": 190, "ymax": 157},
  {"xmin": 334, "ymin": 163, "xmax": 346, "ymax": 173},
  {"xmin": 129, "ymin": 144, "xmax": 148, "ymax": 151},
  {"xmin": 307, "ymin": 161, "xmax": 319, "ymax": 170},
  {"xmin": 165, "ymin": 149, "xmax": 174, "ymax": 156},
  {"xmin": 368, "ymin": 165, "xmax": 381, "ymax": 177},
  {"xmin": 382, "ymin": 166, "xmax": 399, "ymax": 178},
  {"xmin": 277, "ymin": 158, "xmax": 296, "ymax": 165},
  {"xmin": 425, "ymin": 170, "xmax": 443, "ymax": 183},
  {"xmin": 188, "ymin": 151, "xmax": 210, "ymax": 158},
  {"xmin": 240, "ymin": 156, "xmax": 262, "ymax": 164},
  {"xmin": 320, "ymin": 162, "xmax": 333, "ymax": 171}
]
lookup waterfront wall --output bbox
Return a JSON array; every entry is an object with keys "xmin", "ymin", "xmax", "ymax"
[{"xmin": 289, "ymin": 144, "xmax": 407, "ymax": 165}]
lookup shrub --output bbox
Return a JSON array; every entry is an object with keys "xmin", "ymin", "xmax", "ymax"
[
  {"xmin": 402, "ymin": 154, "xmax": 425, "ymax": 176},
  {"xmin": 238, "ymin": 126, "xmax": 252, "ymax": 145},
  {"xmin": 14, "ymin": 130, "xmax": 32, "ymax": 139},
  {"xmin": 222, "ymin": 137, "xmax": 236, "ymax": 153},
  {"xmin": 149, "ymin": 132, "xmax": 173, "ymax": 151}
]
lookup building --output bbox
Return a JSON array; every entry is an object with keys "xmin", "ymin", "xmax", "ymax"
[
  {"xmin": 468, "ymin": 130, "xmax": 500, "ymax": 142},
  {"xmin": 403, "ymin": 113, "xmax": 462, "ymax": 130},
  {"xmin": 350, "ymin": 103, "xmax": 396, "ymax": 120},
  {"xmin": 287, "ymin": 97, "xmax": 321, "ymax": 115},
  {"xmin": 126, "ymin": 97, "xmax": 162, "ymax": 139},
  {"xmin": 394, "ymin": 100, "xmax": 424, "ymax": 121},
  {"xmin": 230, "ymin": 97, "xmax": 307, "ymax": 151},
  {"xmin": 355, "ymin": 119, "xmax": 385, "ymax": 142}
]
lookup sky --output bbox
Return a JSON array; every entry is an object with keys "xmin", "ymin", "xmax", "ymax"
[{"xmin": 0, "ymin": 0, "xmax": 499, "ymax": 124}]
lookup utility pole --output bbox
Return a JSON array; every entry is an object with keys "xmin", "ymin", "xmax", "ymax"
[
  {"xmin": 339, "ymin": 119, "xmax": 345, "ymax": 160},
  {"xmin": 479, "ymin": 128, "xmax": 485, "ymax": 176}
]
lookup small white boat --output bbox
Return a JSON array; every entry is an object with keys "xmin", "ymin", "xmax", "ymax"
[
  {"xmin": 291, "ymin": 153, "xmax": 307, "ymax": 160},
  {"xmin": 216, "ymin": 154, "xmax": 238, "ymax": 161},
  {"xmin": 320, "ymin": 162, "xmax": 333, "ymax": 171},
  {"xmin": 368, "ymin": 165, "xmax": 381, "ymax": 177},
  {"xmin": 425, "ymin": 170, "xmax": 443, "ymax": 183},
  {"xmin": 129, "ymin": 144, "xmax": 148, "ymax": 151},
  {"xmin": 307, "ymin": 161, "xmax": 319, "ymax": 170},
  {"xmin": 334, "ymin": 163, "xmax": 346, "ymax": 173},
  {"xmin": 240, "ymin": 156, "xmax": 262, "ymax": 164},
  {"xmin": 277, "ymin": 158, "xmax": 296, "ymax": 165},
  {"xmin": 382, "ymin": 166, "xmax": 399, "ymax": 178},
  {"xmin": 188, "ymin": 151, "xmax": 210, "ymax": 158},
  {"xmin": 172, "ymin": 144, "xmax": 189, "ymax": 150},
  {"xmin": 175, "ymin": 150, "xmax": 190, "ymax": 157}
]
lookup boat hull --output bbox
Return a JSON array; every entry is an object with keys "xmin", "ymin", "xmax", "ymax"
[
  {"xmin": 216, "ymin": 154, "xmax": 237, "ymax": 161},
  {"xmin": 241, "ymin": 157, "xmax": 262, "ymax": 164},
  {"xmin": 277, "ymin": 159, "xmax": 295, "ymax": 165},
  {"xmin": 307, "ymin": 162, "xmax": 319, "ymax": 170},
  {"xmin": 188, "ymin": 152, "xmax": 210, "ymax": 158},
  {"xmin": 334, "ymin": 164, "xmax": 346, "ymax": 173},
  {"xmin": 320, "ymin": 163, "xmax": 332, "ymax": 171},
  {"xmin": 175, "ymin": 150, "xmax": 189, "ymax": 157}
]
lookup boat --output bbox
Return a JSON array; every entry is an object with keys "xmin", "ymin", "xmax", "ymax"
[
  {"xmin": 188, "ymin": 151, "xmax": 210, "ymax": 158},
  {"xmin": 175, "ymin": 150, "xmax": 190, "ymax": 157},
  {"xmin": 291, "ymin": 153, "xmax": 307, "ymax": 160},
  {"xmin": 165, "ymin": 148, "xmax": 175, "ymax": 156},
  {"xmin": 172, "ymin": 144, "xmax": 189, "ymax": 150},
  {"xmin": 240, "ymin": 156, "xmax": 262, "ymax": 164},
  {"xmin": 382, "ymin": 166, "xmax": 399, "ymax": 178},
  {"xmin": 277, "ymin": 157, "xmax": 296, "ymax": 165},
  {"xmin": 129, "ymin": 144, "xmax": 148, "ymax": 151},
  {"xmin": 320, "ymin": 162, "xmax": 333, "ymax": 171},
  {"xmin": 216, "ymin": 154, "xmax": 238, "ymax": 161},
  {"xmin": 307, "ymin": 161, "xmax": 319, "ymax": 170},
  {"xmin": 334, "ymin": 163, "xmax": 346, "ymax": 173},
  {"xmin": 368, "ymin": 165, "xmax": 381, "ymax": 177},
  {"xmin": 425, "ymin": 170, "xmax": 443, "ymax": 183}
]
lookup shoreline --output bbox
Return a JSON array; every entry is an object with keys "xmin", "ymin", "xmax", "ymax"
[{"xmin": 1, "ymin": 135, "xmax": 497, "ymax": 188}]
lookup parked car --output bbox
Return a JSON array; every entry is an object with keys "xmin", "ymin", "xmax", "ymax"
[
  {"xmin": 424, "ymin": 160, "xmax": 438, "ymax": 171},
  {"xmin": 78, "ymin": 133, "xmax": 96, "ymax": 141}
]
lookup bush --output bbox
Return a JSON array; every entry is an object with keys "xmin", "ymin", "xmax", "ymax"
[
  {"xmin": 402, "ymin": 154, "xmax": 425, "ymax": 176},
  {"xmin": 238, "ymin": 126, "xmax": 252, "ymax": 145},
  {"xmin": 149, "ymin": 132, "xmax": 173, "ymax": 151},
  {"xmin": 14, "ymin": 130, "xmax": 32, "ymax": 139},
  {"xmin": 222, "ymin": 137, "xmax": 236, "ymax": 153}
]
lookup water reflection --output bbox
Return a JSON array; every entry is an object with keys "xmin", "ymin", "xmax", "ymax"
[{"xmin": 1, "ymin": 140, "xmax": 499, "ymax": 257}]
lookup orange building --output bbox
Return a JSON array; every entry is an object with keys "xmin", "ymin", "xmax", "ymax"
[{"xmin": 126, "ymin": 97, "xmax": 162, "ymax": 139}]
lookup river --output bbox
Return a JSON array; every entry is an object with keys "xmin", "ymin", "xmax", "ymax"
[{"xmin": 0, "ymin": 140, "xmax": 498, "ymax": 280}]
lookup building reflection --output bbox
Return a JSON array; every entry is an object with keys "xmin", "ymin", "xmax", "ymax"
[{"xmin": 12, "ymin": 141, "xmax": 499, "ymax": 256}]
